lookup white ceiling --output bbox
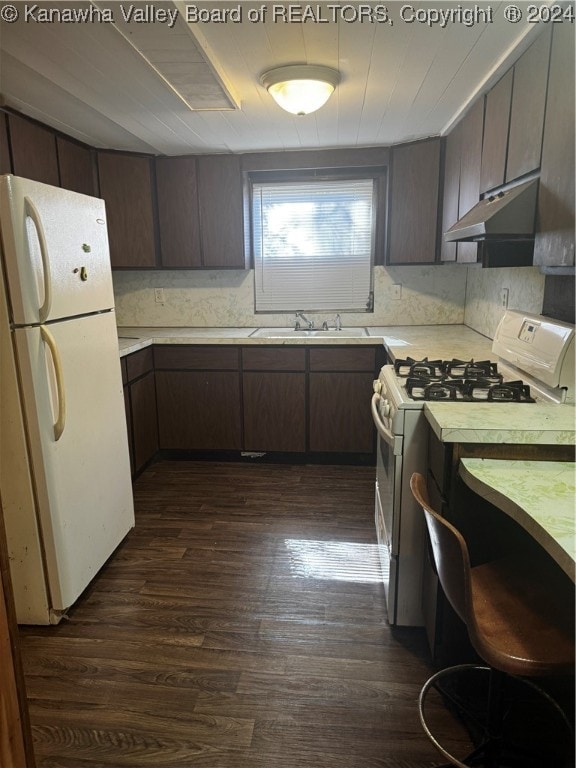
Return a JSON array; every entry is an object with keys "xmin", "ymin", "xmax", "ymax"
[{"xmin": 0, "ymin": 1, "xmax": 549, "ymax": 155}]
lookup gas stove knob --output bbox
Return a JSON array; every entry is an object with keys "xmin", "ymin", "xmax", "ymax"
[
  {"xmin": 373, "ymin": 378, "xmax": 382, "ymax": 394},
  {"xmin": 379, "ymin": 398, "xmax": 391, "ymax": 418}
]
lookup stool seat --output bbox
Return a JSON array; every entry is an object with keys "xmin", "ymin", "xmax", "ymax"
[{"xmin": 470, "ymin": 554, "xmax": 574, "ymax": 677}]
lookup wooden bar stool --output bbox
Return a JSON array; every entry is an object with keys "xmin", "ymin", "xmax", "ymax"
[{"xmin": 410, "ymin": 472, "xmax": 574, "ymax": 768}]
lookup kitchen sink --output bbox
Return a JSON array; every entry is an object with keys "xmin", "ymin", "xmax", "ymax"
[{"xmin": 250, "ymin": 327, "xmax": 368, "ymax": 338}]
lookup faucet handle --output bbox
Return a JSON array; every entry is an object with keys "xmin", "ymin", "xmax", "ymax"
[{"xmin": 322, "ymin": 320, "xmax": 329, "ymax": 331}]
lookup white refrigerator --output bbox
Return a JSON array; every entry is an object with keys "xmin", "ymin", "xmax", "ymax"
[{"xmin": 0, "ymin": 174, "xmax": 134, "ymax": 625}]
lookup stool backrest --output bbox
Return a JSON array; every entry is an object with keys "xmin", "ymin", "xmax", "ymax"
[{"xmin": 410, "ymin": 473, "xmax": 471, "ymax": 626}]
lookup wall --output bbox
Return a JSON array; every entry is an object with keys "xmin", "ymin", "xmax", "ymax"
[
  {"xmin": 113, "ymin": 264, "xmax": 468, "ymax": 328},
  {"xmin": 463, "ymin": 265, "xmax": 546, "ymax": 338}
]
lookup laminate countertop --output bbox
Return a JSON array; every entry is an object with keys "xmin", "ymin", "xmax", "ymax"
[
  {"xmin": 117, "ymin": 323, "xmax": 494, "ymax": 359},
  {"xmin": 459, "ymin": 458, "xmax": 575, "ymax": 580},
  {"xmin": 424, "ymin": 402, "xmax": 575, "ymax": 446}
]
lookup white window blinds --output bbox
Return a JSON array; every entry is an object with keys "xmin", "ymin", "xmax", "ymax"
[{"xmin": 252, "ymin": 178, "xmax": 375, "ymax": 312}]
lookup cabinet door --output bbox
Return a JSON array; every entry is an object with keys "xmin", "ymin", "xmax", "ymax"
[
  {"xmin": 97, "ymin": 152, "xmax": 157, "ymax": 268},
  {"xmin": 197, "ymin": 155, "xmax": 246, "ymax": 268},
  {"xmin": 8, "ymin": 113, "xmax": 59, "ymax": 185},
  {"xmin": 457, "ymin": 99, "xmax": 484, "ymax": 263},
  {"xmin": 130, "ymin": 372, "xmax": 158, "ymax": 474},
  {"xmin": 0, "ymin": 113, "xmax": 12, "ymax": 174},
  {"xmin": 156, "ymin": 371, "xmax": 242, "ymax": 450},
  {"xmin": 123, "ymin": 386, "xmax": 135, "ymax": 476},
  {"xmin": 388, "ymin": 139, "xmax": 441, "ymax": 264},
  {"xmin": 156, "ymin": 156, "xmax": 202, "ymax": 268},
  {"xmin": 506, "ymin": 28, "xmax": 551, "ymax": 182},
  {"xmin": 309, "ymin": 372, "xmax": 375, "ymax": 453},
  {"xmin": 440, "ymin": 127, "xmax": 461, "ymax": 263},
  {"xmin": 57, "ymin": 136, "xmax": 96, "ymax": 197},
  {"xmin": 534, "ymin": 22, "xmax": 575, "ymax": 268},
  {"xmin": 243, "ymin": 372, "xmax": 306, "ymax": 452},
  {"xmin": 480, "ymin": 70, "xmax": 513, "ymax": 193}
]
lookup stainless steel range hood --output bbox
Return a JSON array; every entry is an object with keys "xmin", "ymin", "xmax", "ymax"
[{"xmin": 444, "ymin": 178, "xmax": 538, "ymax": 242}]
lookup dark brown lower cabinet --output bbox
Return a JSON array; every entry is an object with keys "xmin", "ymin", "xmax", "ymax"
[
  {"xmin": 309, "ymin": 371, "xmax": 375, "ymax": 453},
  {"xmin": 130, "ymin": 373, "xmax": 159, "ymax": 472},
  {"xmin": 154, "ymin": 345, "xmax": 241, "ymax": 451},
  {"xmin": 156, "ymin": 371, "xmax": 242, "ymax": 450},
  {"xmin": 242, "ymin": 346, "xmax": 306, "ymax": 453},
  {"xmin": 128, "ymin": 343, "xmax": 379, "ymax": 460},
  {"xmin": 122, "ymin": 349, "xmax": 159, "ymax": 477},
  {"xmin": 243, "ymin": 372, "xmax": 306, "ymax": 452},
  {"xmin": 123, "ymin": 387, "xmax": 134, "ymax": 476},
  {"xmin": 308, "ymin": 346, "xmax": 378, "ymax": 455}
]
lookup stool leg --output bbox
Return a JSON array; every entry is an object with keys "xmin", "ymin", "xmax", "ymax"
[{"xmin": 483, "ymin": 668, "xmax": 505, "ymax": 768}]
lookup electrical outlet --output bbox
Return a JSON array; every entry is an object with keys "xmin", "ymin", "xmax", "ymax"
[
  {"xmin": 154, "ymin": 288, "xmax": 165, "ymax": 304},
  {"xmin": 500, "ymin": 288, "xmax": 509, "ymax": 309},
  {"xmin": 392, "ymin": 284, "xmax": 402, "ymax": 300}
]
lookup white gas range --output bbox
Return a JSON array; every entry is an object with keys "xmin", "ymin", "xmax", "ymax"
[{"xmin": 370, "ymin": 310, "xmax": 575, "ymax": 627}]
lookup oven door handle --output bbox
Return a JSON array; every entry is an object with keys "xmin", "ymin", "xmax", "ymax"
[{"xmin": 371, "ymin": 393, "xmax": 403, "ymax": 455}]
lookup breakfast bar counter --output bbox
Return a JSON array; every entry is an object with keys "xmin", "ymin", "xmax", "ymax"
[{"xmin": 459, "ymin": 458, "xmax": 575, "ymax": 580}]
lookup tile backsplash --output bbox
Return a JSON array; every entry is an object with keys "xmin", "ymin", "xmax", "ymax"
[
  {"xmin": 113, "ymin": 264, "xmax": 468, "ymax": 328},
  {"xmin": 113, "ymin": 263, "xmax": 546, "ymax": 339}
]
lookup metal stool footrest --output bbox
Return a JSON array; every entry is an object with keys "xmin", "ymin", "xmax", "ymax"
[{"xmin": 418, "ymin": 663, "xmax": 574, "ymax": 768}]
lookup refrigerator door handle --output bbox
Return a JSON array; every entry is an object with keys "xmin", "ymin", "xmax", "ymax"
[
  {"xmin": 24, "ymin": 196, "xmax": 52, "ymax": 322},
  {"xmin": 40, "ymin": 325, "xmax": 66, "ymax": 441}
]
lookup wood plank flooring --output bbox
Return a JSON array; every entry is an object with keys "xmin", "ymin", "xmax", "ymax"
[{"xmin": 19, "ymin": 461, "xmax": 468, "ymax": 767}]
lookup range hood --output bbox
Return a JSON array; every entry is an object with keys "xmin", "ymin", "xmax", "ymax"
[{"xmin": 444, "ymin": 178, "xmax": 538, "ymax": 242}]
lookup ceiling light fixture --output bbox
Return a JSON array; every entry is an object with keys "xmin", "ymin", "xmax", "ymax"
[{"xmin": 260, "ymin": 65, "xmax": 340, "ymax": 115}]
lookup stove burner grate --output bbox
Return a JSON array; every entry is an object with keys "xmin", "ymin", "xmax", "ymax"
[
  {"xmin": 405, "ymin": 376, "xmax": 536, "ymax": 403},
  {"xmin": 394, "ymin": 357, "xmax": 444, "ymax": 378}
]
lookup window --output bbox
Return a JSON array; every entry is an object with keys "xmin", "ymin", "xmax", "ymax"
[{"xmin": 251, "ymin": 172, "xmax": 380, "ymax": 312}]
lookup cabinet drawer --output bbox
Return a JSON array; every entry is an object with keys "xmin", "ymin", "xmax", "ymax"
[
  {"xmin": 309, "ymin": 347, "xmax": 376, "ymax": 372},
  {"xmin": 154, "ymin": 345, "xmax": 239, "ymax": 370},
  {"xmin": 126, "ymin": 347, "xmax": 154, "ymax": 381},
  {"xmin": 242, "ymin": 347, "xmax": 306, "ymax": 371}
]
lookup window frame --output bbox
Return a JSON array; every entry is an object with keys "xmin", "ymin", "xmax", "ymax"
[{"xmin": 247, "ymin": 166, "xmax": 387, "ymax": 314}]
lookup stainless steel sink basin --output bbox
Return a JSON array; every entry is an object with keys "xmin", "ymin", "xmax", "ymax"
[{"xmin": 250, "ymin": 327, "xmax": 367, "ymax": 338}]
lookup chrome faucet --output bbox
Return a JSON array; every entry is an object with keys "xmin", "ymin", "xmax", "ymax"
[
  {"xmin": 335, "ymin": 313, "xmax": 342, "ymax": 331},
  {"xmin": 295, "ymin": 311, "xmax": 314, "ymax": 330}
]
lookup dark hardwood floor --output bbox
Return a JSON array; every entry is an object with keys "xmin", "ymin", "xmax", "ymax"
[{"xmin": 19, "ymin": 461, "xmax": 469, "ymax": 767}]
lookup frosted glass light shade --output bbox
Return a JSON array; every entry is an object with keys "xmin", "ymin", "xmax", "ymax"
[{"xmin": 261, "ymin": 65, "xmax": 340, "ymax": 115}]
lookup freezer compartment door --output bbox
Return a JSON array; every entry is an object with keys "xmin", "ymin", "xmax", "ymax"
[
  {"xmin": 13, "ymin": 311, "xmax": 134, "ymax": 616},
  {"xmin": 0, "ymin": 175, "xmax": 115, "ymax": 325}
]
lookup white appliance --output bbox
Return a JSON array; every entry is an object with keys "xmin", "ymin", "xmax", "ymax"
[
  {"xmin": 370, "ymin": 310, "xmax": 574, "ymax": 627},
  {"xmin": 0, "ymin": 174, "xmax": 134, "ymax": 625}
]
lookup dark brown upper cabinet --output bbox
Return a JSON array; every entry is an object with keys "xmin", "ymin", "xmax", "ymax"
[
  {"xmin": 440, "ymin": 124, "xmax": 461, "ymax": 263},
  {"xmin": 480, "ymin": 70, "xmax": 513, "ymax": 193},
  {"xmin": 456, "ymin": 99, "xmax": 484, "ymax": 263},
  {"xmin": 156, "ymin": 156, "xmax": 202, "ymax": 268},
  {"xmin": 388, "ymin": 138, "xmax": 441, "ymax": 264},
  {"xmin": 97, "ymin": 151, "xmax": 157, "ymax": 269},
  {"xmin": 534, "ymin": 22, "xmax": 575, "ymax": 268},
  {"xmin": 57, "ymin": 136, "xmax": 96, "ymax": 197},
  {"xmin": 0, "ymin": 113, "xmax": 12, "ymax": 174},
  {"xmin": 8, "ymin": 113, "xmax": 59, "ymax": 186},
  {"xmin": 197, "ymin": 154, "xmax": 247, "ymax": 268},
  {"xmin": 506, "ymin": 28, "xmax": 551, "ymax": 183}
]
